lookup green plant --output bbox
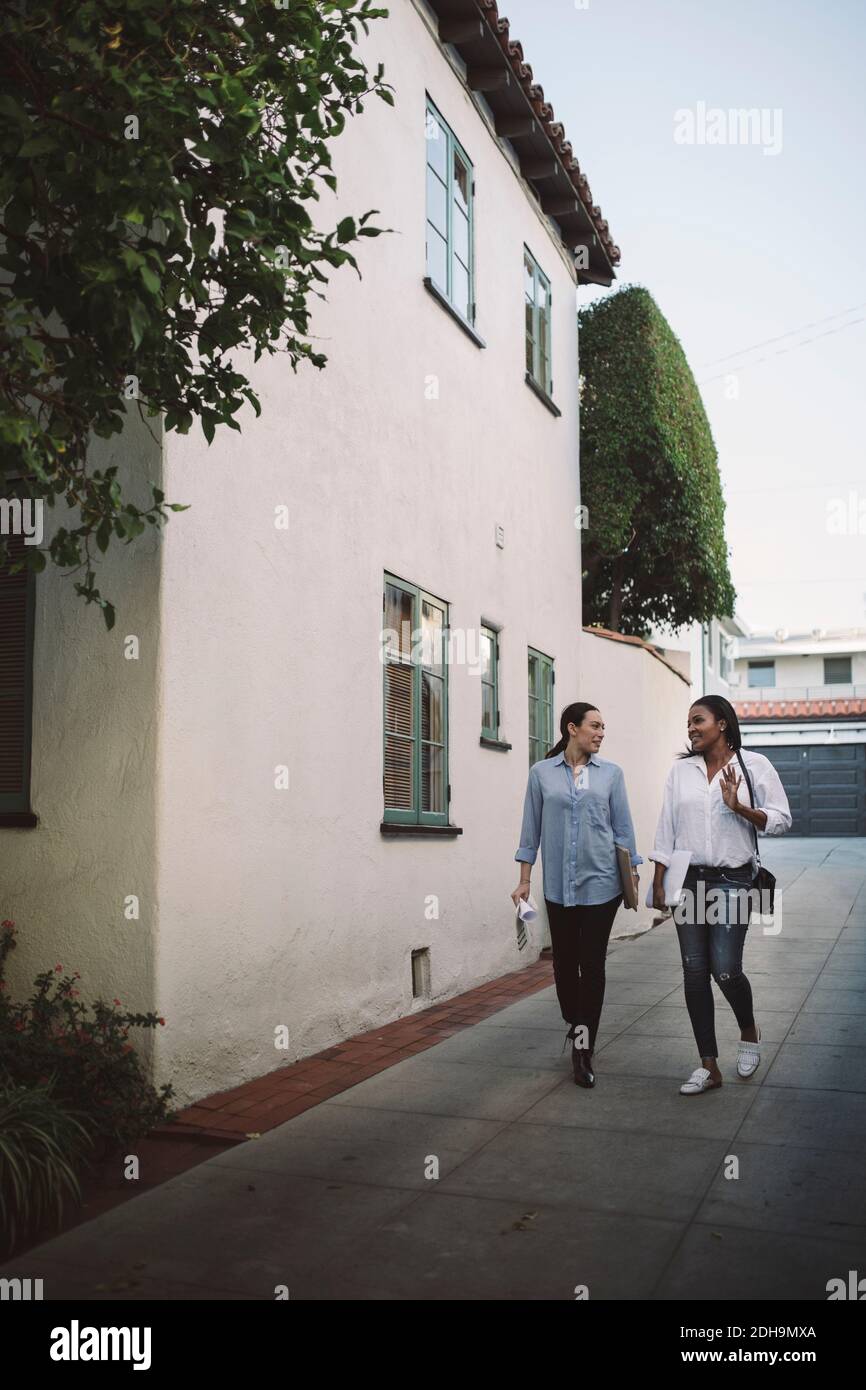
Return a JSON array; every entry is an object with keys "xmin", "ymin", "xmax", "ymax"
[
  {"xmin": 0, "ymin": 1079, "xmax": 94, "ymax": 1256},
  {"xmin": 578, "ymin": 285, "xmax": 736, "ymax": 634},
  {"xmin": 0, "ymin": 919, "xmax": 175, "ymax": 1151},
  {"xmin": 0, "ymin": 0, "xmax": 392, "ymax": 625}
]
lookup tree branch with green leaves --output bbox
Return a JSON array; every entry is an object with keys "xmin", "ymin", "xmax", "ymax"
[{"xmin": 0, "ymin": 0, "xmax": 392, "ymax": 627}]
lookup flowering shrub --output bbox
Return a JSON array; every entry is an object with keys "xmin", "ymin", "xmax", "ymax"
[{"xmin": 0, "ymin": 919, "xmax": 175, "ymax": 1151}]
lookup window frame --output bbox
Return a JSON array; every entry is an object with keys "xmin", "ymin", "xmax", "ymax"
[
  {"xmin": 524, "ymin": 247, "xmax": 552, "ymax": 396},
  {"xmin": 747, "ymin": 660, "xmax": 776, "ymax": 689},
  {"xmin": 382, "ymin": 573, "xmax": 450, "ymax": 828},
  {"xmin": 527, "ymin": 646, "xmax": 555, "ymax": 767},
  {"xmin": 425, "ymin": 98, "xmax": 475, "ymax": 327},
  {"xmin": 824, "ymin": 655, "xmax": 852, "ymax": 685},
  {"xmin": 480, "ymin": 623, "xmax": 500, "ymax": 741}
]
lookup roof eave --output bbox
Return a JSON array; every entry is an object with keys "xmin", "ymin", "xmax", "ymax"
[{"xmin": 423, "ymin": 0, "xmax": 620, "ymax": 284}]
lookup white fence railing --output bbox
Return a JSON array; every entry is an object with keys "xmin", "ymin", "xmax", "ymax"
[{"xmin": 738, "ymin": 685, "xmax": 866, "ymax": 702}]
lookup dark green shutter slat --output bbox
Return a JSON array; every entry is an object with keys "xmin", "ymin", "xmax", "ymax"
[{"xmin": 0, "ymin": 531, "xmax": 35, "ymax": 810}]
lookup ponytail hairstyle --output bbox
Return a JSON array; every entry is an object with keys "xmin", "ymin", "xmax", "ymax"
[
  {"xmin": 678, "ymin": 694, "xmax": 743, "ymax": 757},
  {"xmin": 545, "ymin": 702, "xmax": 599, "ymax": 759}
]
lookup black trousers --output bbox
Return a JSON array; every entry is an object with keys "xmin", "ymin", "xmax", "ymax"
[{"xmin": 544, "ymin": 894, "xmax": 622, "ymax": 1052}]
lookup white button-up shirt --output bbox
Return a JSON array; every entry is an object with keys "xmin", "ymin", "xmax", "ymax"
[{"xmin": 650, "ymin": 749, "xmax": 792, "ymax": 870}]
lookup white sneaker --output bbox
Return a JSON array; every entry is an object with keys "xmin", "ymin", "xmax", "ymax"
[
  {"xmin": 679, "ymin": 1066, "xmax": 722, "ymax": 1095},
  {"xmin": 737, "ymin": 1026, "xmax": 762, "ymax": 1078}
]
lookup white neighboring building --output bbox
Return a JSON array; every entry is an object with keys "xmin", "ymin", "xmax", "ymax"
[
  {"xmin": 734, "ymin": 628, "xmax": 866, "ymax": 701},
  {"xmin": 732, "ymin": 629, "xmax": 866, "ymax": 836},
  {"xmin": 1, "ymin": 0, "xmax": 690, "ymax": 1105},
  {"xmin": 649, "ymin": 614, "xmax": 749, "ymax": 700}
]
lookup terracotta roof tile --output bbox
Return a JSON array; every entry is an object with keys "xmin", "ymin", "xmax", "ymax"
[
  {"xmin": 735, "ymin": 698, "xmax": 866, "ymax": 721},
  {"xmin": 583, "ymin": 625, "xmax": 691, "ymax": 685},
  {"xmin": 478, "ymin": 0, "xmax": 621, "ymax": 267}
]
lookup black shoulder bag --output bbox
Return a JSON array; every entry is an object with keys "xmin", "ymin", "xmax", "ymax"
[{"xmin": 735, "ymin": 750, "xmax": 776, "ymax": 915}]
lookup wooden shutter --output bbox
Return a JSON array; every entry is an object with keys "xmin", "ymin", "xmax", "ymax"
[
  {"xmin": 384, "ymin": 661, "xmax": 414, "ymax": 809},
  {"xmin": 383, "ymin": 580, "xmax": 415, "ymax": 813},
  {"xmin": 0, "ymin": 530, "xmax": 35, "ymax": 814}
]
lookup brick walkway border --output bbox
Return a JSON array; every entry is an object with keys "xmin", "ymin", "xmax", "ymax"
[
  {"xmin": 156, "ymin": 955, "xmax": 555, "ymax": 1144},
  {"xmin": 11, "ymin": 955, "xmax": 557, "ymax": 1259}
]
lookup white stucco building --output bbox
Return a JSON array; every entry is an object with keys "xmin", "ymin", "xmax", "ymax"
[
  {"xmin": 1, "ymin": 0, "xmax": 692, "ymax": 1105},
  {"xmin": 730, "ymin": 628, "xmax": 866, "ymax": 836},
  {"xmin": 649, "ymin": 613, "xmax": 749, "ymax": 701},
  {"xmin": 733, "ymin": 628, "xmax": 866, "ymax": 699}
]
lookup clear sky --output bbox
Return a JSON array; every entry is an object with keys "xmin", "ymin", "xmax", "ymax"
[{"xmin": 502, "ymin": 0, "xmax": 866, "ymax": 634}]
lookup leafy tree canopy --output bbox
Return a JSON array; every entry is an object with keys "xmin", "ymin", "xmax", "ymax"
[
  {"xmin": 579, "ymin": 284, "xmax": 736, "ymax": 635},
  {"xmin": 0, "ymin": 0, "xmax": 391, "ymax": 626}
]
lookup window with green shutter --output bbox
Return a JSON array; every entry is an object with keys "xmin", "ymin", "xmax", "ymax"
[
  {"xmin": 383, "ymin": 575, "xmax": 449, "ymax": 825},
  {"xmin": 480, "ymin": 624, "xmax": 499, "ymax": 740},
  {"xmin": 0, "ymin": 529, "xmax": 36, "ymax": 824},
  {"xmin": 425, "ymin": 99, "xmax": 475, "ymax": 325},
  {"xmin": 524, "ymin": 248, "xmax": 552, "ymax": 395},
  {"xmin": 528, "ymin": 646, "xmax": 554, "ymax": 767}
]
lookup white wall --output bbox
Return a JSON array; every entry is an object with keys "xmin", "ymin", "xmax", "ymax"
[
  {"xmin": 736, "ymin": 651, "xmax": 866, "ymax": 688},
  {"xmin": 150, "ymin": 0, "xmax": 587, "ymax": 1103},
  {"xmin": 1, "ymin": 421, "xmax": 163, "ymax": 1045},
  {"xmin": 648, "ymin": 621, "xmax": 702, "ymax": 694}
]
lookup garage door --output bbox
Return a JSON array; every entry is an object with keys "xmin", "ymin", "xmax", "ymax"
[{"xmin": 750, "ymin": 743, "xmax": 866, "ymax": 836}]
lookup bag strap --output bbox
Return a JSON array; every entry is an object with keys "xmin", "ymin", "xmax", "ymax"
[{"xmin": 735, "ymin": 749, "xmax": 762, "ymax": 867}]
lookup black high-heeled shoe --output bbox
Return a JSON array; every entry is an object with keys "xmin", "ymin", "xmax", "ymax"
[{"xmin": 572, "ymin": 1047, "xmax": 595, "ymax": 1088}]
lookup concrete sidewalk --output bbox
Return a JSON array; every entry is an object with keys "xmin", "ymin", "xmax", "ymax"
[{"xmin": 3, "ymin": 838, "xmax": 865, "ymax": 1301}]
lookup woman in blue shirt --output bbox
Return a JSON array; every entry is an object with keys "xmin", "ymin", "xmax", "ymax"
[{"xmin": 512, "ymin": 701, "xmax": 642, "ymax": 1088}]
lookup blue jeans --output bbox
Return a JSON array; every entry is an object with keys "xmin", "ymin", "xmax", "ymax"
[{"xmin": 673, "ymin": 864, "xmax": 756, "ymax": 1059}]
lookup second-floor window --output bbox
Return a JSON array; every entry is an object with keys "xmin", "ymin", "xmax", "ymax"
[
  {"xmin": 528, "ymin": 647, "xmax": 554, "ymax": 766},
  {"xmin": 824, "ymin": 656, "xmax": 852, "ymax": 685},
  {"xmin": 747, "ymin": 660, "xmax": 775, "ymax": 688},
  {"xmin": 425, "ymin": 100, "xmax": 474, "ymax": 324},
  {"xmin": 524, "ymin": 248, "xmax": 552, "ymax": 395}
]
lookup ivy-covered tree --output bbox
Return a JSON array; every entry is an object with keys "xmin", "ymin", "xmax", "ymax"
[
  {"xmin": 578, "ymin": 285, "xmax": 736, "ymax": 634},
  {"xmin": 0, "ymin": 0, "xmax": 391, "ymax": 626}
]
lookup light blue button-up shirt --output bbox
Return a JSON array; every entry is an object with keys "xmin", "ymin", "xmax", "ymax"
[{"xmin": 515, "ymin": 753, "xmax": 643, "ymax": 907}]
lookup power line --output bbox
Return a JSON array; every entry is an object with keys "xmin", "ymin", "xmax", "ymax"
[
  {"xmin": 698, "ymin": 301, "xmax": 866, "ymax": 368},
  {"xmin": 698, "ymin": 313, "xmax": 866, "ymax": 385},
  {"xmin": 726, "ymin": 479, "xmax": 866, "ymax": 495},
  {"xmin": 735, "ymin": 577, "xmax": 865, "ymax": 585}
]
